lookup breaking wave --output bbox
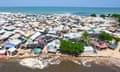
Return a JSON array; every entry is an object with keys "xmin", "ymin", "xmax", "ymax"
[
  {"xmin": 19, "ymin": 56, "xmax": 61, "ymax": 69},
  {"xmin": 72, "ymin": 57, "xmax": 120, "ymax": 68},
  {"xmin": 19, "ymin": 56, "xmax": 120, "ymax": 69}
]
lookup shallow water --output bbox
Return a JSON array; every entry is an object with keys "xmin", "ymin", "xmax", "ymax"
[{"xmin": 0, "ymin": 61, "xmax": 120, "ymax": 72}]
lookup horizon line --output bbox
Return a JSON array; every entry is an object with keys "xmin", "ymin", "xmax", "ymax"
[{"xmin": 0, "ymin": 6, "xmax": 119, "ymax": 8}]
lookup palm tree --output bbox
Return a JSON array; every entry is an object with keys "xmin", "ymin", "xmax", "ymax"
[{"xmin": 81, "ymin": 31, "xmax": 90, "ymax": 45}]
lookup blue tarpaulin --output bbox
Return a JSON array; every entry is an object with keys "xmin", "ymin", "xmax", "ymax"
[{"xmin": 4, "ymin": 43, "xmax": 16, "ymax": 49}]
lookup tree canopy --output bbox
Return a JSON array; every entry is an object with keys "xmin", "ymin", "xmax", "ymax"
[
  {"xmin": 90, "ymin": 13, "xmax": 96, "ymax": 17},
  {"xmin": 100, "ymin": 14, "xmax": 106, "ymax": 18},
  {"xmin": 81, "ymin": 31, "xmax": 90, "ymax": 45},
  {"xmin": 99, "ymin": 32, "xmax": 112, "ymax": 41},
  {"xmin": 60, "ymin": 40, "xmax": 84, "ymax": 55},
  {"xmin": 111, "ymin": 14, "xmax": 120, "ymax": 18}
]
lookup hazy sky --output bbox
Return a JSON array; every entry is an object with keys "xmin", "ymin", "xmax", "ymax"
[{"xmin": 0, "ymin": 0, "xmax": 120, "ymax": 7}]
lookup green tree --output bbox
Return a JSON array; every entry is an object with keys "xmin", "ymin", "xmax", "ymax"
[
  {"xmin": 60, "ymin": 40, "xmax": 84, "ymax": 55},
  {"xmin": 81, "ymin": 31, "xmax": 90, "ymax": 45},
  {"xmin": 100, "ymin": 14, "xmax": 106, "ymax": 18},
  {"xmin": 99, "ymin": 32, "xmax": 112, "ymax": 41},
  {"xmin": 111, "ymin": 14, "xmax": 120, "ymax": 18},
  {"xmin": 90, "ymin": 13, "xmax": 96, "ymax": 17}
]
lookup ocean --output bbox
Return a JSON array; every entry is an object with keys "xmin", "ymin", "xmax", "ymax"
[{"xmin": 0, "ymin": 7, "xmax": 120, "ymax": 16}]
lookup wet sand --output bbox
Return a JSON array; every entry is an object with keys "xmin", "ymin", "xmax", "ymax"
[{"xmin": 0, "ymin": 61, "xmax": 120, "ymax": 72}]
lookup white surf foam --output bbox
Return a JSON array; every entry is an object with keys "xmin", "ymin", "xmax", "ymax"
[
  {"xmin": 72, "ymin": 60, "xmax": 81, "ymax": 65},
  {"xmin": 19, "ymin": 57, "xmax": 61, "ymax": 69}
]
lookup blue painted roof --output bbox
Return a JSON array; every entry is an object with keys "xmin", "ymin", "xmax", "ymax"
[{"xmin": 33, "ymin": 48, "xmax": 41, "ymax": 54}]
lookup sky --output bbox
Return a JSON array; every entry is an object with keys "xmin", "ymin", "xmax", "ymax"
[{"xmin": 0, "ymin": 0, "xmax": 120, "ymax": 7}]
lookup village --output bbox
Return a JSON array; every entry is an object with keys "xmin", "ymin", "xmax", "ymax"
[{"xmin": 0, "ymin": 13, "xmax": 120, "ymax": 59}]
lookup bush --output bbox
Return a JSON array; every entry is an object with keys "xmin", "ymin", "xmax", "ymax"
[
  {"xmin": 90, "ymin": 13, "xmax": 96, "ymax": 17},
  {"xmin": 100, "ymin": 14, "xmax": 106, "ymax": 18},
  {"xmin": 60, "ymin": 40, "xmax": 84, "ymax": 55},
  {"xmin": 111, "ymin": 14, "xmax": 120, "ymax": 18}
]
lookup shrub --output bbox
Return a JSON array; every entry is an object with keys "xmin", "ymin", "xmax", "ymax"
[
  {"xmin": 90, "ymin": 13, "xmax": 96, "ymax": 17},
  {"xmin": 111, "ymin": 14, "xmax": 120, "ymax": 18},
  {"xmin": 60, "ymin": 40, "xmax": 84, "ymax": 55},
  {"xmin": 100, "ymin": 14, "xmax": 106, "ymax": 18}
]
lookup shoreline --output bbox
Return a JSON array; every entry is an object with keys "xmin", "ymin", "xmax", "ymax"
[
  {"xmin": 1, "ymin": 53, "xmax": 120, "ymax": 69},
  {"xmin": 1, "ymin": 55, "xmax": 120, "ymax": 69},
  {"xmin": 0, "ymin": 54, "xmax": 120, "ymax": 61}
]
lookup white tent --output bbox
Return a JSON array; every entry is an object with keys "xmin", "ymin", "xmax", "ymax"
[
  {"xmin": 84, "ymin": 46, "xmax": 94, "ymax": 52},
  {"xmin": 64, "ymin": 32, "xmax": 82, "ymax": 39},
  {"xmin": 8, "ymin": 47, "xmax": 16, "ymax": 52},
  {"xmin": 0, "ymin": 32, "xmax": 13, "ymax": 40},
  {"xmin": 30, "ymin": 32, "xmax": 41, "ymax": 40},
  {"xmin": 8, "ymin": 38, "xmax": 22, "ymax": 46},
  {"xmin": 48, "ymin": 30, "xmax": 57, "ymax": 35}
]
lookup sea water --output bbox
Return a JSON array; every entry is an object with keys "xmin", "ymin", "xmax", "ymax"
[{"xmin": 0, "ymin": 7, "xmax": 120, "ymax": 16}]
